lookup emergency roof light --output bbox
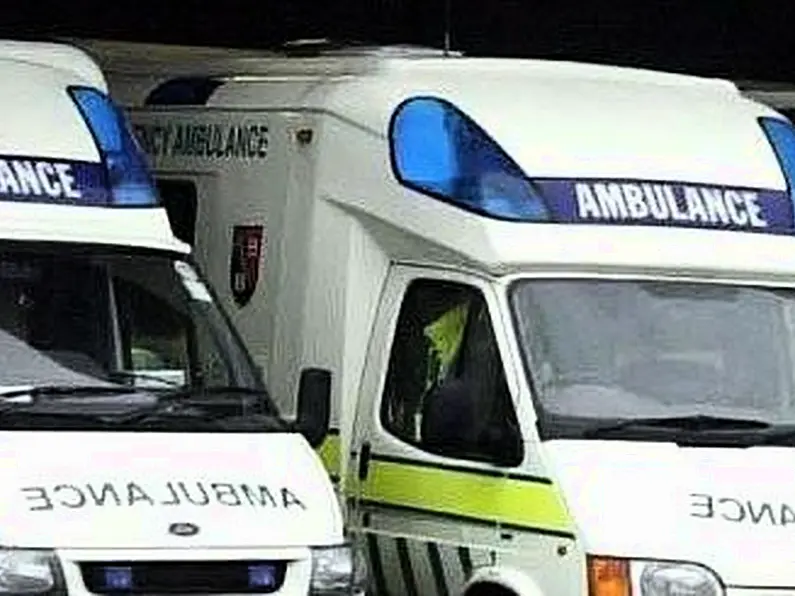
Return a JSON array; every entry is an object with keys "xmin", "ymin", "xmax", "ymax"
[
  {"xmin": 759, "ymin": 116, "xmax": 795, "ymax": 208},
  {"xmin": 389, "ymin": 95, "xmax": 795, "ymax": 236},
  {"xmin": 68, "ymin": 85, "xmax": 160, "ymax": 207},
  {"xmin": 389, "ymin": 95, "xmax": 551, "ymax": 222}
]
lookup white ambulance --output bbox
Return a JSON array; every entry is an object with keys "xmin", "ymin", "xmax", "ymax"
[
  {"xmin": 78, "ymin": 38, "xmax": 795, "ymax": 595},
  {"xmin": 0, "ymin": 39, "xmax": 362, "ymax": 596}
]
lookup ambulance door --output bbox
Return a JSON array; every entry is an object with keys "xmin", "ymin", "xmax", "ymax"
[{"xmin": 348, "ymin": 264, "xmax": 525, "ymax": 596}]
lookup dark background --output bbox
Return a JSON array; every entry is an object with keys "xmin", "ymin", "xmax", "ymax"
[{"xmin": 4, "ymin": 0, "xmax": 795, "ymax": 82}]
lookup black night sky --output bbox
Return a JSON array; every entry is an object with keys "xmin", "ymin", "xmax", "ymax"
[{"xmin": 5, "ymin": 0, "xmax": 795, "ymax": 82}]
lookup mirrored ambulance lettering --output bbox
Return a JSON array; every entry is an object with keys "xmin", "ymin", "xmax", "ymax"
[
  {"xmin": 21, "ymin": 481, "xmax": 306, "ymax": 510},
  {"xmin": 690, "ymin": 492, "xmax": 795, "ymax": 526}
]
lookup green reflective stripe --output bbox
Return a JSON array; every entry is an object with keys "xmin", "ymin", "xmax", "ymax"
[
  {"xmin": 360, "ymin": 458, "xmax": 575, "ymax": 537},
  {"xmin": 317, "ymin": 432, "xmax": 341, "ymax": 480}
]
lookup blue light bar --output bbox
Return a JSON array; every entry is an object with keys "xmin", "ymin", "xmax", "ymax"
[
  {"xmin": 247, "ymin": 563, "xmax": 278, "ymax": 589},
  {"xmin": 100, "ymin": 566, "xmax": 134, "ymax": 591},
  {"xmin": 387, "ymin": 96, "xmax": 795, "ymax": 235},
  {"xmin": 68, "ymin": 86, "xmax": 160, "ymax": 207},
  {"xmin": 760, "ymin": 116, "xmax": 795, "ymax": 209},
  {"xmin": 389, "ymin": 96, "xmax": 550, "ymax": 221}
]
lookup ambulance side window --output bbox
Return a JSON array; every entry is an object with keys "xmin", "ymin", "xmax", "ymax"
[
  {"xmin": 156, "ymin": 178, "xmax": 197, "ymax": 247},
  {"xmin": 380, "ymin": 279, "xmax": 523, "ymax": 466}
]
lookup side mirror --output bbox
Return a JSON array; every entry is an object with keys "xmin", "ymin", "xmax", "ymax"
[{"xmin": 295, "ymin": 367, "xmax": 331, "ymax": 448}]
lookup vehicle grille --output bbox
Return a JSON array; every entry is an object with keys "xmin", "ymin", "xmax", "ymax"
[{"xmin": 79, "ymin": 560, "xmax": 288, "ymax": 594}]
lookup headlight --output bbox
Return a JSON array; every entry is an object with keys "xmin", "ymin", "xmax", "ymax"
[
  {"xmin": 588, "ymin": 556, "xmax": 724, "ymax": 596},
  {"xmin": 310, "ymin": 543, "xmax": 368, "ymax": 595},
  {"xmin": 0, "ymin": 549, "xmax": 59, "ymax": 594}
]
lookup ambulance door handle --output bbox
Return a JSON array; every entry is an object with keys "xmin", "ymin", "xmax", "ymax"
[{"xmin": 358, "ymin": 441, "xmax": 372, "ymax": 480}]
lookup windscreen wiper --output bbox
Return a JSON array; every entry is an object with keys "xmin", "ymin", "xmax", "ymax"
[
  {"xmin": 160, "ymin": 385, "xmax": 271, "ymax": 398},
  {"xmin": 116, "ymin": 386, "xmax": 278, "ymax": 424},
  {"xmin": 582, "ymin": 414, "xmax": 772, "ymax": 439},
  {"xmin": 156, "ymin": 385, "xmax": 277, "ymax": 413},
  {"xmin": 753, "ymin": 425, "xmax": 795, "ymax": 446},
  {"xmin": 0, "ymin": 385, "xmax": 146, "ymax": 419},
  {"xmin": 0, "ymin": 384, "xmax": 140, "ymax": 401},
  {"xmin": 107, "ymin": 371, "xmax": 184, "ymax": 388}
]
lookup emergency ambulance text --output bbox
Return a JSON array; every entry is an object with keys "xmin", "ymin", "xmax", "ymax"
[
  {"xmin": 575, "ymin": 182, "xmax": 768, "ymax": 228},
  {"xmin": 133, "ymin": 123, "xmax": 269, "ymax": 160},
  {"xmin": 21, "ymin": 481, "xmax": 306, "ymax": 511},
  {"xmin": 690, "ymin": 492, "xmax": 795, "ymax": 526},
  {"xmin": 0, "ymin": 158, "xmax": 81, "ymax": 200}
]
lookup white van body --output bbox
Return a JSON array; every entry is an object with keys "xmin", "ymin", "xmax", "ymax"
[
  {"xmin": 77, "ymin": 38, "xmax": 795, "ymax": 595},
  {"xmin": 0, "ymin": 40, "xmax": 359, "ymax": 596}
]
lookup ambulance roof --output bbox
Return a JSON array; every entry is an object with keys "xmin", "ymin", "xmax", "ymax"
[
  {"xmin": 211, "ymin": 59, "xmax": 779, "ymax": 186},
  {"xmin": 0, "ymin": 40, "xmax": 107, "ymax": 91},
  {"xmin": 87, "ymin": 40, "xmax": 783, "ymax": 189},
  {"xmin": 0, "ymin": 44, "xmax": 105, "ymax": 161},
  {"xmin": 0, "ymin": 40, "xmax": 185, "ymax": 254},
  {"xmin": 77, "ymin": 39, "xmax": 795, "ymax": 274}
]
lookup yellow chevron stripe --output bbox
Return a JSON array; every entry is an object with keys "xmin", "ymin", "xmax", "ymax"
[
  {"xmin": 314, "ymin": 435, "xmax": 574, "ymax": 535},
  {"xmin": 317, "ymin": 432, "xmax": 341, "ymax": 479},
  {"xmin": 360, "ymin": 458, "xmax": 575, "ymax": 536}
]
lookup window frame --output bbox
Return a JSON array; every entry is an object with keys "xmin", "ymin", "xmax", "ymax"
[
  {"xmin": 377, "ymin": 274, "xmax": 525, "ymax": 467},
  {"xmin": 67, "ymin": 85, "xmax": 162, "ymax": 209},
  {"xmin": 111, "ymin": 270, "xmax": 199, "ymax": 383}
]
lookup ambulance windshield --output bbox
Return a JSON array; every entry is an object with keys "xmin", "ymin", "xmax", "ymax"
[
  {"xmin": 0, "ymin": 242, "xmax": 277, "ymax": 431},
  {"xmin": 510, "ymin": 279, "xmax": 795, "ymax": 435}
]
